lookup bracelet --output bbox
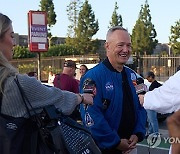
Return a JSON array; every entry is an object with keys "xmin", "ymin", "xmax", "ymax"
[{"xmin": 78, "ymin": 94, "xmax": 84, "ymax": 104}]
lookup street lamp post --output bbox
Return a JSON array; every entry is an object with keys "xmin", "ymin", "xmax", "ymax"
[
  {"xmin": 168, "ymin": 44, "xmax": 171, "ymax": 56},
  {"xmin": 168, "ymin": 59, "xmax": 171, "ymax": 77}
]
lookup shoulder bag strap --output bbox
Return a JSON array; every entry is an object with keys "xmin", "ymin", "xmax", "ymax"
[
  {"xmin": 0, "ymin": 81, "xmax": 6, "ymax": 113},
  {"xmin": 14, "ymin": 76, "xmax": 41, "ymax": 154},
  {"xmin": 14, "ymin": 76, "xmax": 37, "ymax": 117},
  {"xmin": 0, "ymin": 91, "xmax": 2, "ymax": 113}
]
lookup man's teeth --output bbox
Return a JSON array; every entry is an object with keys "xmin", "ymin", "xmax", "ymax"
[{"xmin": 119, "ymin": 54, "xmax": 127, "ymax": 57}]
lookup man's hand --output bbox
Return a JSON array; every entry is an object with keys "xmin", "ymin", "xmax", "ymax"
[
  {"xmin": 116, "ymin": 139, "xmax": 130, "ymax": 151},
  {"xmin": 128, "ymin": 134, "xmax": 138, "ymax": 148},
  {"xmin": 138, "ymin": 94, "xmax": 145, "ymax": 106},
  {"xmin": 122, "ymin": 135, "xmax": 138, "ymax": 154}
]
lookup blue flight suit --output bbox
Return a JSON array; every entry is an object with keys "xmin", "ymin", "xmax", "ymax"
[{"xmin": 80, "ymin": 60, "xmax": 147, "ymax": 150}]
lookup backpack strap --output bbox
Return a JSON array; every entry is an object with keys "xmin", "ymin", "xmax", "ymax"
[
  {"xmin": 14, "ymin": 76, "xmax": 33, "ymax": 117},
  {"xmin": 15, "ymin": 76, "xmax": 59, "ymax": 153},
  {"xmin": 0, "ymin": 91, "xmax": 2, "ymax": 112},
  {"xmin": 0, "ymin": 81, "xmax": 5, "ymax": 113}
]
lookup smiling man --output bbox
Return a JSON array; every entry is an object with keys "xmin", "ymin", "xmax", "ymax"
[{"xmin": 80, "ymin": 26, "xmax": 147, "ymax": 154}]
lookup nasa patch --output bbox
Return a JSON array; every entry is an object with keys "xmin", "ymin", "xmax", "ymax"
[
  {"xmin": 131, "ymin": 73, "xmax": 137, "ymax": 85},
  {"xmin": 131, "ymin": 73, "xmax": 136, "ymax": 81},
  {"xmin": 105, "ymin": 82, "xmax": 114, "ymax": 92},
  {"xmin": 83, "ymin": 78, "xmax": 97, "ymax": 96},
  {"xmin": 85, "ymin": 112, "xmax": 94, "ymax": 127}
]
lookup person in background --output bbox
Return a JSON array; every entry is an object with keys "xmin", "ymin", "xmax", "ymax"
[
  {"xmin": 80, "ymin": 26, "xmax": 147, "ymax": 154},
  {"xmin": 176, "ymin": 65, "xmax": 180, "ymax": 72},
  {"xmin": 27, "ymin": 71, "xmax": 37, "ymax": 79},
  {"xmin": 48, "ymin": 71, "xmax": 55, "ymax": 85},
  {"xmin": 0, "ymin": 12, "xmax": 93, "ymax": 121},
  {"xmin": 138, "ymin": 70, "xmax": 180, "ymax": 154},
  {"xmin": 73, "ymin": 72, "xmax": 80, "ymax": 85},
  {"xmin": 53, "ymin": 60, "xmax": 79, "ymax": 93},
  {"xmin": 79, "ymin": 64, "xmax": 88, "ymax": 79},
  {"xmin": 167, "ymin": 110, "xmax": 180, "ymax": 154},
  {"xmin": 139, "ymin": 70, "xmax": 180, "ymax": 114},
  {"xmin": 53, "ymin": 60, "xmax": 81, "ymax": 120},
  {"xmin": 145, "ymin": 71, "xmax": 162, "ymax": 136}
]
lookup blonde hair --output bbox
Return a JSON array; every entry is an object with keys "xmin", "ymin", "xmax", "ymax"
[{"xmin": 0, "ymin": 13, "xmax": 17, "ymax": 93}]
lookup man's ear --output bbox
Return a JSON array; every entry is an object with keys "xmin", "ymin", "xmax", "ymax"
[{"xmin": 104, "ymin": 42, "xmax": 109, "ymax": 51}]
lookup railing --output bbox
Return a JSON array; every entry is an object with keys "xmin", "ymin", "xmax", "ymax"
[
  {"xmin": 11, "ymin": 54, "xmax": 180, "ymax": 82},
  {"xmin": 133, "ymin": 55, "xmax": 180, "ymax": 82},
  {"xmin": 11, "ymin": 54, "xmax": 100, "ymax": 81}
]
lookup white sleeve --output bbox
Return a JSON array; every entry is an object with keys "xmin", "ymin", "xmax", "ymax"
[{"xmin": 143, "ymin": 71, "xmax": 180, "ymax": 114}]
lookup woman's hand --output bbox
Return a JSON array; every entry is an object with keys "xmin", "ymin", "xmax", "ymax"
[
  {"xmin": 138, "ymin": 94, "xmax": 145, "ymax": 106},
  {"xmin": 77, "ymin": 93, "xmax": 93, "ymax": 105}
]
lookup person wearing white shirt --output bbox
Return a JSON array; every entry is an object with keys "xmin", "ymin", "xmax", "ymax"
[
  {"xmin": 139, "ymin": 70, "xmax": 180, "ymax": 154},
  {"xmin": 139, "ymin": 70, "xmax": 180, "ymax": 113}
]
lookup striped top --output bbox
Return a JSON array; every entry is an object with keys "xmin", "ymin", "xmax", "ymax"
[{"xmin": 0, "ymin": 73, "xmax": 78, "ymax": 118}]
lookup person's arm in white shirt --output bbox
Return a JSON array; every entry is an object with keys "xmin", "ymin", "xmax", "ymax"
[{"xmin": 139, "ymin": 71, "xmax": 180, "ymax": 114}]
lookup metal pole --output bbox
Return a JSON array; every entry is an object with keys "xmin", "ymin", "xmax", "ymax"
[
  {"xmin": 37, "ymin": 52, "xmax": 41, "ymax": 81},
  {"xmin": 168, "ymin": 45, "xmax": 171, "ymax": 56}
]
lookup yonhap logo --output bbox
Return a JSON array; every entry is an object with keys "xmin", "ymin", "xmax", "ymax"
[
  {"xmin": 81, "ymin": 148, "xmax": 90, "ymax": 154},
  {"xmin": 6, "ymin": 123, "xmax": 18, "ymax": 130},
  {"xmin": 147, "ymin": 133, "xmax": 180, "ymax": 148},
  {"xmin": 147, "ymin": 133, "xmax": 161, "ymax": 148}
]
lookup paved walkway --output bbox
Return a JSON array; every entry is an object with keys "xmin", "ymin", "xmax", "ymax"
[
  {"xmin": 137, "ymin": 128, "xmax": 170, "ymax": 154},
  {"xmin": 159, "ymin": 128, "xmax": 169, "ymax": 138}
]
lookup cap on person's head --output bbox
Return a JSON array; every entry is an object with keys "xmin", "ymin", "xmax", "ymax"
[
  {"xmin": 146, "ymin": 71, "xmax": 155, "ymax": 78},
  {"xmin": 64, "ymin": 60, "xmax": 77, "ymax": 69}
]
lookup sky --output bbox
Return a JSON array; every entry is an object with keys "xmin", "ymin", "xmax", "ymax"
[{"xmin": 0, "ymin": 0, "xmax": 179, "ymax": 43}]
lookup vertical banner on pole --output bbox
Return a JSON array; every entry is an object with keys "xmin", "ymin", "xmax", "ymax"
[{"xmin": 28, "ymin": 11, "xmax": 48, "ymax": 52}]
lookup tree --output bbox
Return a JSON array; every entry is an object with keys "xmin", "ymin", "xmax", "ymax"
[
  {"xmin": 131, "ymin": 0, "xmax": 158, "ymax": 55},
  {"xmin": 39, "ymin": 0, "xmax": 57, "ymax": 48},
  {"xmin": 66, "ymin": 0, "xmax": 82, "ymax": 37},
  {"xmin": 72, "ymin": 0, "xmax": 99, "ymax": 54},
  {"xmin": 108, "ymin": 2, "xmax": 123, "ymax": 28},
  {"xmin": 41, "ymin": 44, "xmax": 80, "ymax": 57},
  {"xmin": 65, "ymin": 0, "xmax": 82, "ymax": 50},
  {"xmin": 169, "ymin": 19, "xmax": 180, "ymax": 55}
]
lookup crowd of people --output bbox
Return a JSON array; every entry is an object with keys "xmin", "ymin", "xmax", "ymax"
[{"xmin": 0, "ymin": 12, "xmax": 179, "ymax": 154}]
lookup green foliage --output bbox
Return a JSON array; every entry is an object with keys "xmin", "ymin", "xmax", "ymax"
[
  {"xmin": 40, "ymin": 0, "xmax": 56, "ymax": 28},
  {"xmin": 131, "ymin": 0, "xmax": 158, "ymax": 55},
  {"xmin": 109, "ymin": 2, "xmax": 123, "ymax": 28},
  {"xmin": 17, "ymin": 63, "xmax": 61, "ymax": 79},
  {"xmin": 76, "ymin": 0, "xmax": 99, "ymax": 39},
  {"xmin": 68, "ymin": 0, "xmax": 99, "ymax": 54},
  {"xmin": 39, "ymin": 0, "xmax": 57, "ymax": 47},
  {"xmin": 169, "ymin": 19, "xmax": 180, "ymax": 55},
  {"xmin": 66, "ymin": 0, "xmax": 82, "ymax": 37},
  {"xmin": 18, "ymin": 63, "xmax": 37, "ymax": 74},
  {"xmin": 41, "ymin": 44, "xmax": 80, "ymax": 57},
  {"xmin": 13, "ymin": 46, "xmax": 36, "ymax": 59},
  {"xmin": 13, "ymin": 44, "xmax": 80, "ymax": 59}
]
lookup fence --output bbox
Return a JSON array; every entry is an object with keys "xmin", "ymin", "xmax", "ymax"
[
  {"xmin": 133, "ymin": 55, "xmax": 180, "ymax": 82},
  {"xmin": 11, "ymin": 54, "xmax": 100, "ymax": 81},
  {"xmin": 11, "ymin": 54, "xmax": 180, "ymax": 82}
]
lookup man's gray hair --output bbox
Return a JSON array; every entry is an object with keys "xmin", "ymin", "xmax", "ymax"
[{"xmin": 106, "ymin": 26, "xmax": 128, "ymax": 41}]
